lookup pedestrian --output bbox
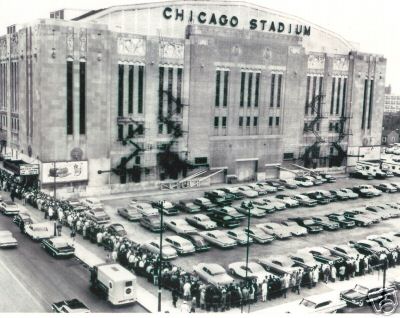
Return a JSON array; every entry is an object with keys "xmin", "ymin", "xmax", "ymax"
[
  {"xmin": 282, "ymin": 274, "xmax": 290, "ymax": 298},
  {"xmin": 180, "ymin": 300, "xmax": 190, "ymax": 313},
  {"xmin": 261, "ymin": 280, "xmax": 268, "ymax": 302},
  {"xmin": 183, "ymin": 280, "xmax": 191, "ymax": 300},
  {"xmin": 172, "ymin": 289, "xmax": 179, "ymax": 308},
  {"xmin": 339, "ymin": 263, "xmax": 345, "ymax": 281},
  {"xmin": 56, "ymin": 221, "xmax": 62, "ymax": 236},
  {"xmin": 190, "ymin": 297, "xmax": 196, "ymax": 313},
  {"xmin": 312, "ymin": 267, "xmax": 319, "ymax": 287},
  {"xmin": 200, "ymin": 288, "xmax": 206, "ymax": 309},
  {"xmin": 70, "ymin": 226, "xmax": 76, "ymax": 247},
  {"xmin": 330, "ymin": 265, "xmax": 336, "ymax": 282},
  {"xmin": 295, "ymin": 270, "xmax": 302, "ymax": 294}
]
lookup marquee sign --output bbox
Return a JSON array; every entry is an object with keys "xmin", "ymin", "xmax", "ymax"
[{"xmin": 162, "ymin": 7, "xmax": 311, "ymax": 36}]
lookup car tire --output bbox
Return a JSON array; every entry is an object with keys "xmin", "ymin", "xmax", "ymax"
[
  {"xmin": 230, "ymin": 269, "xmax": 236, "ymax": 276},
  {"xmin": 358, "ymin": 300, "xmax": 364, "ymax": 307}
]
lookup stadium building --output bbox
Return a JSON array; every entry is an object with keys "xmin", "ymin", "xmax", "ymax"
[{"xmin": 0, "ymin": 1, "xmax": 386, "ymax": 195}]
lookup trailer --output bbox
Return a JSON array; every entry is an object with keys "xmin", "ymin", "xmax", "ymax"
[{"xmin": 355, "ymin": 160, "xmax": 385, "ymax": 178}]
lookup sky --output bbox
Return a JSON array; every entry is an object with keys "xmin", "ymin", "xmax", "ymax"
[{"xmin": 0, "ymin": 0, "xmax": 399, "ymax": 93}]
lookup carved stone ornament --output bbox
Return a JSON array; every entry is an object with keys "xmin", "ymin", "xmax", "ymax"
[
  {"xmin": 308, "ymin": 54, "xmax": 325, "ymax": 69},
  {"xmin": 79, "ymin": 29, "xmax": 87, "ymax": 53},
  {"xmin": 66, "ymin": 28, "xmax": 74, "ymax": 53},
  {"xmin": 10, "ymin": 33, "xmax": 18, "ymax": 56},
  {"xmin": 333, "ymin": 56, "xmax": 349, "ymax": 72},
  {"xmin": 159, "ymin": 41, "xmax": 184, "ymax": 59},
  {"xmin": 70, "ymin": 147, "xmax": 83, "ymax": 161},
  {"xmin": 263, "ymin": 48, "xmax": 272, "ymax": 60},
  {"xmin": 118, "ymin": 37, "xmax": 146, "ymax": 56},
  {"xmin": 289, "ymin": 46, "xmax": 301, "ymax": 55},
  {"xmin": 231, "ymin": 45, "xmax": 241, "ymax": 57}
]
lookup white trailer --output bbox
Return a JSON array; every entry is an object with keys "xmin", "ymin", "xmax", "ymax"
[
  {"xmin": 355, "ymin": 160, "xmax": 385, "ymax": 177},
  {"xmin": 382, "ymin": 160, "xmax": 400, "ymax": 176},
  {"xmin": 90, "ymin": 263, "xmax": 137, "ymax": 306}
]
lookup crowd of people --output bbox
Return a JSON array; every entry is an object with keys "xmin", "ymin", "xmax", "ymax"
[{"xmin": 1, "ymin": 168, "xmax": 399, "ymax": 312}]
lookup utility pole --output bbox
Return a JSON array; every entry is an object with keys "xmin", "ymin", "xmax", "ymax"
[
  {"xmin": 53, "ymin": 161, "xmax": 56, "ymax": 199},
  {"xmin": 157, "ymin": 200, "xmax": 165, "ymax": 312},
  {"xmin": 242, "ymin": 200, "xmax": 253, "ymax": 314}
]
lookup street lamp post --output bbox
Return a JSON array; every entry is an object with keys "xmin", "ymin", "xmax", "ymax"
[
  {"xmin": 53, "ymin": 161, "xmax": 56, "ymax": 199},
  {"xmin": 157, "ymin": 200, "xmax": 165, "ymax": 313},
  {"xmin": 242, "ymin": 200, "xmax": 253, "ymax": 314}
]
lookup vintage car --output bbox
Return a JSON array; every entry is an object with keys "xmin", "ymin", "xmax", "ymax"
[
  {"xmin": 13, "ymin": 212, "xmax": 33, "ymax": 232},
  {"xmin": 260, "ymin": 198, "xmax": 286, "ymax": 211},
  {"xmin": 129, "ymin": 201, "xmax": 159, "ymax": 217},
  {"xmin": 338, "ymin": 212, "xmax": 374, "ymax": 227},
  {"xmin": 340, "ymin": 188, "xmax": 359, "ymax": 199},
  {"xmin": 236, "ymin": 202, "xmax": 268, "ymax": 217},
  {"xmin": 299, "ymin": 246, "xmax": 343, "ymax": 265},
  {"xmin": 179, "ymin": 233, "xmax": 211, "ymax": 252},
  {"xmin": 199, "ymin": 230, "xmax": 237, "ymax": 249},
  {"xmin": 374, "ymin": 183, "xmax": 397, "ymax": 193},
  {"xmin": 176, "ymin": 200, "xmax": 202, "ymax": 214},
  {"xmin": 349, "ymin": 170, "xmax": 374, "ymax": 180},
  {"xmin": 275, "ymin": 194, "xmax": 300, "ymax": 208},
  {"xmin": 340, "ymin": 282, "xmax": 396, "ymax": 307},
  {"xmin": 165, "ymin": 235, "xmax": 196, "ymax": 255},
  {"xmin": 193, "ymin": 197, "xmax": 217, "ymax": 211},
  {"xmin": 185, "ymin": 214, "xmax": 217, "ymax": 230},
  {"xmin": 151, "ymin": 201, "xmax": 179, "ymax": 216},
  {"xmin": 139, "ymin": 215, "xmax": 164, "ymax": 232},
  {"xmin": 264, "ymin": 180, "xmax": 285, "ymax": 191},
  {"xmin": 51, "ymin": 299, "xmax": 91, "ymax": 313},
  {"xmin": 286, "ymin": 295, "xmax": 346, "ymax": 313},
  {"xmin": 247, "ymin": 184, "xmax": 269, "ymax": 196},
  {"xmin": 107, "ymin": 223, "xmax": 127, "ymax": 237},
  {"xmin": 278, "ymin": 178, "xmax": 298, "ymax": 189},
  {"xmin": 281, "ymin": 221, "xmax": 308, "ymax": 236},
  {"xmin": 366, "ymin": 235, "xmax": 398, "ymax": 252},
  {"xmin": 193, "ymin": 263, "xmax": 234, "ymax": 286},
  {"xmin": 255, "ymin": 183, "xmax": 278, "ymax": 193},
  {"xmin": 226, "ymin": 228, "xmax": 253, "ymax": 245},
  {"xmin": 217, "ymin": 206, "xmax": 246, "ymax": 221},
  {"xmin": 365, "ymin": 206, "xmax": 393, "ymax": 220},
  {"xmin": 294, "ymin": 176, "xmax": 314, "ymax": 187},
  {"xmin": 41, "ymin": 237, "xmax": 75, "ymax": 257},
  {"xmin": 319, "ymin": 173, "xmax": 337, "ymax": 183},
  {"xmin": 390, "ymin": 182, "xmax": 400, "ymax": 191},
  {"xmin": 25, "ymin": 222, "xmax": 54, "ymax": 241},
  {"xmin": 258, "ymin": 255, "xmax": 303, "ymax": 277},
  {"xmin": 218, "ymin": 187, "xmax": 245, "ymax": 200},
  {"xmin": 243, "ymin": 226, "xmax": 275, "ymax": 244},
  {"xmin": 204, "ymin": 190, "xmax": 235, "ymax": 206},
  {"xmin": 85, "ymin": 208, "xmax": 110, "ymax": 224},
  {"xmin": 228, "ymin": 262, "xmax": 269, "ymax": 284},
  {"xmin": 80, "ymin": 197, "xmax": 103, "ymax": 210},
  {"xmin": 323, "ymin": 244, "xmax": 360, "ymax": 261},
  {"xmin": 289, "ymin": 251, "xmax": 319, "ymax": 270},
  {"xmin": 0, "ymin": 200, "xmax": 19, "ymax": 216},
  {"xmin": 349, "ymin": 239, "xmax": 388, "ymax": 256},
  {"xmin": 117, "ymin": 207, "xmax": 142, "ymax": 221},
  {"xmin": 379, "ymin": 204, "xmax": 400, "ymax": 217},
  {"xmin": 287, "ymin": 217, "xmax": 323, "ymax": 233},
  {"xmin": 251, "ymin": 199, "xmax": 276, "ymax": 213},
  {"xmin": 142, "ymin": 240, "xmax": 178, "ymax": 260},
  {"xmin": 290, "ymin": 194, "xmax": 317, "ymax": 207},
  {"xmin": 325, "ymin": 213, "xmax": 356, "ymax": 229},
  {"xmin": 344, "ymin": 208, "xmax": 381, "ymax": 223},
  {"xmin": 329, "ymin": 189, "xmax": 349, "ymax": 201},
  {"xmin": 305, "ymin": 176, "xmax": 322, "ymax": 185},
  {"xmin": 164, "ymin": 219, "xmax": 196, "ymax": 235},
  {"xmin": 311, "ymin": 216, "xmax": 340, "ymax": 231},
  {"xmin": 207, "ymin": 212, "xmax": 241, "ymax": 228},
  {"xmin": 0, "ymin": 230, "xmax": 18, "ymax": 248},
  {"xmin": 237, "ymin": 186, "xmax": 259, "ymax": 198},
  {"xmin": 353, "ymin": 185, "xmax": 382, "ymax": 197},
  {"xmin": 314, "ymin": 189, "xmax": 336, "ymax": 202},
  {"xmin": 256, "ymin": 222, "xmax": 292, "ymax": 239},
  {"xmin": 303, "ymin": 192, "xmax": 330, "ymax": 204}
]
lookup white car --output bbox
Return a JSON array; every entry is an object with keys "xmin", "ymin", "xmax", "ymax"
[
  {"xmin": 165, "ymin": 235, "xmax": 196, "ymax": 255},
  {"xmin": 243, "ymin": 227, "xmax": 275, "ymax": 244},
  {"xmin": 199, "ymin": 230, "xmax": 237, "ymax": 248},
  {"xmin": 340, "ymin": 188, "xmax": 359, "ymax": 199},
  {"xmin": 281, "ymin": 221, "xmax": 308, "ymax": 236},
  {"xmin": 25, "ymin": 222, "xmax": 54, "ymax": 241},
  {"xmin": 164, "ymin": 219, "xmax": 196, "ymax": 234},
  {"xmin": 85, "ymin": 208, "xmax": 110, "ymax": 224},
  {"xmin": 237, "ymin": 186, "xmax": 258, "ymax": 198},
  {"xmin": 360, "ymin": 185, "xmax": 382, "ymax": 196},
  {"xmin": 193, "ymin": 263, "xmax": 234, "ymax": 286},
  {"xmin": 226, "ymin": 228, "xmax": 253, "ymax": 245},
  {"xmin": 142, "ymin": 240, "xmax": 178, "ymax": 260},
  {"xmin": 247, "ymin": 184, "xmax": 268, "ymax": 196},
  {"xmin": 286, "ymin": 295, "xmax": 347, "ymax": 314},
  {"xmin": 367, "ymin": 235, "xmax": 398, "ymax": 252},
  {"xmin": 0, "ymin": 230, "xmax": 18, "ymax": 248},
  {"xmin": 323, "ymin": 244, "xmax": 360, "ymax": 261},
  {"xmin": 129, "ymin": 202, "xmax": 159, "ymax": 217},
  {"xmin": 80, "ymin": 197, "xmax": 103, "ymax": 209},
  {"xmin": 275, "ymin": 195, "xmax": 299, "ymax": 208},
  {"xmin": 185, "ymin": 214, "xmax": 217, "ymax": 230},
  {"xmin": 256, "ymin": 222, "xmax": 292, "ymax": 239},
  {"xmin": 0, "ymin": 201, "xmax": 19, "ymax": 216},
  {"xmin": 258, "ymin": 255, "xmax": 303, "ymax": 276},
  {"xmin": 228, "ymin": 262, "xmax": 269, "ymax": 284},
  {"xmin": 261, "ymin": 198, "xmax": 286, "ymax": 211}
]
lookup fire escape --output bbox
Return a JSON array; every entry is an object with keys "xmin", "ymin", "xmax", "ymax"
[
  {"xmin": 302, "ymin": 94, "xmax": 325, "ymax": 168},
  {"xmin": 330, "ymin": 112, "xmax": 352, "ymax": 167}
]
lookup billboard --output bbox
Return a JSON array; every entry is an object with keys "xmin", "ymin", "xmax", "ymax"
[
  {"xmin": 41, "ymin": 161, "xmax": 88, "ymax": 184},
  {"xmin": 20, "ymin": 164, "xmax": 39, "ymax": 176}
]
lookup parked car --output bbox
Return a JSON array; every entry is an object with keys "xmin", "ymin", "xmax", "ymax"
[
  {"xmin": 207, "ymin": 212, "xmax": 241, "ymax": 228},
  {"xmin": 349, "ymin": 170, "xmax": 374, "ymax": 180},
  {"xmin": 287, "ymin": 217, "xmax": 323, "ymax": 233},
  {"xmin": 314, "ymin": 189, "xmax": 336, "ymax": 202},
  {"xmin": 179, "ymin": 233, "xmax": 211, "ymax": 252},
  {"xmin": 107, "ymin": 223, "xmax": 127, "ymax": 237},
  {"xmin": 289, "ymin": 251, "xmax": 319, "ymax": 269},
  {"xmin": 339, "ymin": 212, "xmax": 373, "ymax": 227},
  {"xmin": 329, "ymin": 189, "xmax": 349, "ymax": 201},
  {"xmin": 311, "ymin": 216, "xmax": 340, "ymax": 230},
  {"xmin": 340, "ymin": 282, "xmax": 396, "ymax": 307},
  {"xmin": 256, "ymin": 222, "xmax": 292, "ymax": 239},
  {"xmin": 185, "ymin": 214, "xmax": 217, "ymax": 230},
  {"xmin": 51, "ymin": 299, "xmax": 90, "ymax": 313},
  {"xmin": 12, "ymin": 212, "xmax": 33, "ymax": 232},
  {"xmin": 165, "ymin": 235, "xmax": 196, "ymax": 255},
  {"xmin": 237, "ymin": 186, "xmax": 259, "ymax": 198},
  {"xmin": 165, "ymin": 219, "xmax": 197, "ymax": 235},
  {"xmin": 243, "ymin": 226, "xmax": 275, "ymax": 244},
  {"xmin": 130, "ymin": 202, "xmax": 159, "ymax": 217},
  {"xmin": 390, "ymin": 182, "xmax": 400, "ymax": 191},
  {"xmin": 340, "ymin": 188, "xmax": 359, "ymax": 199},
  {"xmin": 290, "ymin": 194, "xmax": 317, "ymax": 207},
  {"xmin": 226, "ymin": 228, "xmax": 253, "ymax": 245},
  {"xmin": 80, "ymin": 197, "xmax": 103, "ymax": 209},
  {"xmin": 140, "ymin": 215, "xmax": 164, "ymax": 232},
  {"xmin": 286, "ymin": 296, "xmax": 346, "ymax": 314},
  {"xmin": 247, "ymin": 184, "xmax": 269, "ymax": 196},
  {"xmin": 251, "ymin": 199, "xmax": 276, "ymax": 213},
  {"xmin": 344, "ymin": 208, "xmax": 381, "ymax": 223},
  {"xmin": 255, "ymin": 183, "xmax": 278, "ymax": 193},
  {"xmin": 193, "ymin": 197, "xmax": 217, "ymax": 211},
  {"xmin": 299, "ymin": 246, "xmax": 343, "ymax": 265},
  {"xmin": 365, "ymin": 205, "xmax": 393, "ymax": 220},
  {"xmin": 85, "ymin": 208, "xmax": 110, "ymax": 224},
  {"xmin": 228, "ymin": 262, "xmax": 269, "ymax": 284},
  {"xmin": 199, "ymin": 230, "xmax": 237, "ymax": 248},
  {"xmin": 25, "ymin": 222, "xmax": 54, "ymax": 241},
  {"xmin": 204, "ymin": 190, "xmax": 234, "ymax": 206},
  {"xmin": 215, "ymin": 206, "xmax": 246, "ymax": 221},
  {"xmin": 325, "ymin": 213, "xmax": 356, "ymax": 229},
  {"xmin": 117, "ymin": 207, "xmax": 141, "ymax": 221},
  {"xmin": 294, "ymin": 176, "xmax": 314, "ymax": 187},
  {"xmin": 366, "ymin": 235, "xmax": 398, "ymax": 252},
  {"xmin": 275, "ymin": 194, "xmax": 300, "ymax": 208},
  {"xmin": 303, "ymin": 192, "xmax": 330, "ymax": 204},
  {"xmin": 313, "ymin": 175, "xmax": 327, "ymax": 184},
  {"xmin": 323, "ymin": 244, "xmax": 360, "ymax": 261},
  {"xmin": 151, "ymin": 201, "xmax": 179, "ymax": 216},
  {"xmin": 351, "ymin": 185, "xmax": 376, "ymax": 198},
  {"xmin": 193, "ymin": 263, "xmax": 234, "ymax": 286},
  {"xmin": 0, "ymin": 230, "xmax": 18, "ymax": 248},
  {"xmin": 258, "ymin": 255, "xmax": 303, "ymax": 276},
  {"xmin": 176, "ymin": 200, "xmax": 201, "ymax": 214},
  {"xmin": 374, "ymin": 183, "xmax": 397, "ymax": 193},
  {"xmin": 41, "ymin": 237, "xmax": 75, "ymax": 257},
  {"xmin": 264, "ymin": 180, "xmax": 285, "ymax": 191},
  {"xmin": 260, "ymin": 198, "xmax": 286, "ymax": 211},
  {"xmin": 278, "ymin": 179, "xmax": 298, "ymax": 189},
  {"xmin": 218, "ymin": 187, "xmax": 244, "ymax": 200},
  {"xmin": 349, "ymin": 239, "xmax": 388, "ymax": 256},
  {"xmin": 281, "ymin": 221, "xmax": 308, "ymax": 236},
  {"xmin": 236, "ymin": 202, "xmax": 268, "ymax": 217},
  {"xmin": 319, "ymin": 173, "xmax": 336, "ymax": 183},
  {"xmin": 0, "ymin": 201, "xmax": 19, "ymax": 216},
  {"xmin": 142, "ymin": 240, "xmax": 178, "ymax": 260},
  {"xmin": 305, "ymin": 176, "xmax": 322, "ymax": 185}
]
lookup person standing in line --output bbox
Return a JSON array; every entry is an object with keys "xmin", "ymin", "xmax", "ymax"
[
  {"xmin": 180, "ymin": 300, "xmax": 190, "ymax": 313},
  {"xmin": 190, "ymin": 297, "xmax": 196, "ymax": 313},
  {"xmin": 261, "ymin": 280, "xmax": 268, "ymax": 302},
  {"xmin": 330, "ymin": 265, "xmax": 336, "ymax": 282},
  {"xmin": 56, "ymin": 221, "xmax": 62, "ymax": 236},
  {"xmin": 295, "ymin": 270, "xmax": 302, "ymax": 295},
  {"xmin": 172, "ymin": 288, "xmax": 179, "ymax": 308}
]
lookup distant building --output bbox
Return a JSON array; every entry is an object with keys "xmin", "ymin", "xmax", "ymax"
[
  {"xmin": 384, "ymin": 94, "xmax": 400, "ymax": 113},
  {"xmin": 382, "ymin": 129, "xmax": 399, "ymax": 145}
]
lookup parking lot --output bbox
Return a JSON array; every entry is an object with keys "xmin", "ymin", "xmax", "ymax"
[{"xmin": 101, "ymin": 175, "xmax": 400, "ymax": 273}]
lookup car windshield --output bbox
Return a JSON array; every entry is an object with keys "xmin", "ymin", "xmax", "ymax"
[
  {"xmin": 299, "ymin": 299, "xmax": 316, "ymax": 308},
  {"xmin": 353, "ymin": 285, "xmax": 369, "ymax": 295},
  {"xmin": 304, "ymin": 220, "xmax": 314, "ymax": 225}
]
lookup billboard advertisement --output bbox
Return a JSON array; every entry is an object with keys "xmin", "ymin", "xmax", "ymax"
[
  {"xmin": 41, "ymin": 161, "xmax": 88, "ymax": 184},
  {"xmin": 20, "ymin": 164, "xmax": 40, "ymax": 176}
]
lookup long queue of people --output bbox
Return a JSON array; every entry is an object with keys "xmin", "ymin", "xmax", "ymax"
[{"xmin": 1, "ymin": 168, "xmax": 400, "ymax": 313}]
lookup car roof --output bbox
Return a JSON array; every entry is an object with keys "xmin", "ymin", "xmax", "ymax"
[{"xmin": 203, "ymin": 263, "xmax": 225, "ymax": 273}]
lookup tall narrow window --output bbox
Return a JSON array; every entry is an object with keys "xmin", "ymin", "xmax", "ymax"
[
  {"xmin": 311, "ymin": 76, "xmax": 317, "ymax": 115},
  {"xmin": 305, "ymin": 75, "xmax": 311, "ymax": 115},
  {"xmin": 336, "ymin": 77, "xmax": 341, "ymax": 115},
  {"xmin": 254, "ymin": 117, "xmax": 258, "ymax": 126},
  {"xmin": 167, "ymin": 68, "xmax": 173, "ymax": 115},
  {"xmin": 221, "ymin": 116, "xmax": 227, "ymax": 127},
  {"xmin": 128, "ymin": 124, "xmax": 134, "ymax": 137},
  {"xmin": 158, "ymin": 67, "xmax": 164, "ymax": 119},
  {"xmin": 67, "ymin": 61, "xmax": 74, "ymax": 135},
  {"xmin": 118, "ymin": 64, "xmax": 124, "ymax": 117},
  {"xmin": 118, "ymin": 124, "xmax": 123, "ymax": 141},
  {"xmin": 138, "ymin": 65, "xmax": 144, "ymax": 114},
  {"xmin": 277, "ymin": 74, "xmax": 282, "ymax": 108},
  {"xmin": 317, "ymin": 76, "xmax": 323, "ymax": 114},
  {"xmin": 367, "ymin": 80, "xmax": 374, "ymax": 129},
  {"xmin": 254, "ymin": 73, "xmax": 260, "ymax": 107},
  {"xmin": 247, "ymin": 73, "xmax": 253, "ymax": 107},
  {"xmin": 223, "ymin": 71, "xmax": 229, "ymax": 107},
  {"xmin": 214, "ymin": 117, "xmax": 219, "ymax": 128},
  {"xmin": 361, "ymin": 79, "xmax": 368, "ymax": 129},
  {"xmin": 239, "ymin": 116, "xmax": 243, "ymax": 127},
  {"xmin": 177, "ymin": 68, "xmax": 183, "ymax": 113},
  {"xmin": 240, "ymin": 72, "xmax": 245, "ymax": 107},
  {"xmin": 276, "ymin": 117, "xmax": 280, "ymax": 126},
  {"xmin": 341, "ymin": 78, "xmax": 347, "ymax": 117},
  {"xmin": 246, "ymin": 116, "xmax": 251, "ymax": 127},
  {"xmin": 270, "ymin": 74, "xmax": 275, "ymax": 107},
  {"xmin": 79, "ymin": 61, "xmax": 86, "ymax": 135},
  {"xmin": 330, "ymin": 77, "xmax": 336, "ymax": 115},
  {"xmin": 128, "ymin": 65, "xmax": 134, "ymax": 114},
  {"xmin": 269, "ymin": 116, "xmax": 273, "ymax": 126},
  {"xmin": 215, "ymin": 70, "xmax": 221, "ymax": 107}
]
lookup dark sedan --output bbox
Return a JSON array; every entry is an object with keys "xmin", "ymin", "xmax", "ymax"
[
  {"xmin": 107, "ymin": 223, "xmax": 127, "ymax": 237},
  {"xmin": 288, "ymin": 217, "xmax": 323, "ymax": 233},
  {"xmin": 312, "ymin": 216, "xmax": 340, "ymax": 230},
  {"xmin": 326, "ymin": 213, "xmax": 356, "ymax": 229}
]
